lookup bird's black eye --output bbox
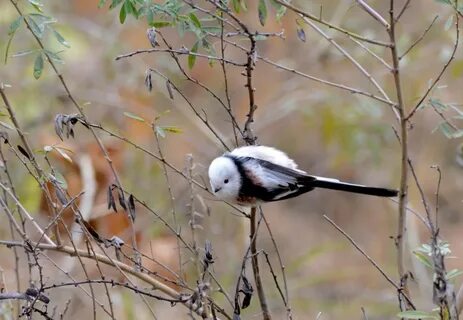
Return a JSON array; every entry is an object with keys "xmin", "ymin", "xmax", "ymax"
[{"xmin": 224, "ymin": 179, "xmax": 229, "ymax": 184}]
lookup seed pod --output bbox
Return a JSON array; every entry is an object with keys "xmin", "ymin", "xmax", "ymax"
[{"xmin": 146, "ymin": 27, "xmax": 157, "ymax": 47}]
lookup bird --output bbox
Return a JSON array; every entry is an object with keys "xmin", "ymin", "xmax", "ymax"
[{"xmin": 208, "ymin": 145, "xmax": 398, "ymax": 206}]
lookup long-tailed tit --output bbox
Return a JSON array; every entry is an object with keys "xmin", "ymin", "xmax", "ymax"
[{"xmin": 208, "ymin": 146, "xmax": 398, "ymax": 206}]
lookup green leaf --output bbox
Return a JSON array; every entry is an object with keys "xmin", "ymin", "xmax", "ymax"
[
  {"xmin": 201, "ymin": 26, "xmax": 221, "ymax": 34},
  {"xmin": 8, "ymin": 16, "xmax": 23, "ymax": 36},
  {"xmin": 51, "ymin": 171, "xmax": 68, "ymax": 190},
  {"xmin": 159, "ymin": 126, "xmax": 182, "ymax": 134},
  {"xmin": 446, "ymin": 268, "xmax": 463, "ymax": 280},
  {"xmin": 240, "ymin": 0, "xmax": 248, "ymax": 11},
  {"xmin": 429, "ymin": 98, "xmax": 447, "ymax": 110},
  {"xmin": 44, "ymin": 50, "xmax": 64, "ymax": 64},
  {"xmin": 275, "ymin": 4, "xmax": 287, "ymax": 22},
  {"xmin": 435, "ymin": 0, "xmax": 452, "ymax": 5},
  {"xmin": 189, "ymin": 12, "xmax": 201, "ymax": 28},
  {"xmin": 124, "ymin": 0, "xmax": 138, "ymax": 19},
  {"xmin": 435, "ymin": 122, "xmax": 459, "ymax": 139},
  {"xmin": 232, "ymin": 0, "xmax": 241, "ymax": 13},
  {"xmin": 33, "ymin": 53, "xmax": 44, "ymax": 79},
  {"xmin": 413, "ymin": 251, "xmax": 433, "ymax": 269},
  {"xmin": 119, "ymin": 2, "xmax": 127, "ymax": 23},
  {"xmin": 188, "ymin": 41, "xmax": 199, "ymax": 69},
  {"xmin": 445, "ymin": 14, "xmax": 454, "ymax": 31},
  {"xmin": 98, "ymin": 0, "xmax": 108, "ymax": 8},
  {"xmin": 28, "ymin": 0, "xmax": 43, "ymax": 6},
  {"xmin": 109, "ymin": 0, "xmax": 123, "ymax": 9},
  {"xmin": 123, "ymin": 111, "xmax": 145, "ymax": 122},
  {"xmin": 149, "ymin": 21, "xmax": 172, "ymax": 28},
  {"xmin": 26, "ymin": 16, "xmax": 45, "ymax": 38},
  {"xmin": 12, "ymin": 49, "xmax": 37, "ymax": 57},
  {"xmin": 0, "ymin": 121, "xmax": 14, "ymax": 130},
  {"xmin": 396, "ymin": 310, "xmax": 438, "ymax": 319},
  {"xmin": 52, "ymin": 29, "xmax": 70, "ymax": 48},
  {"xmin": 28, "ymin": 13, "xmax": 55, "ymax": 25},
  {"xmin": 258, "ymin": 0, "xmax": 267, "ymax": 26}
]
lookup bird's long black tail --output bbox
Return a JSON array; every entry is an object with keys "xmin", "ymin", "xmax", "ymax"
[{"xmin": 310, "ymin": 176, "xmax": 398, "ymax": 197}]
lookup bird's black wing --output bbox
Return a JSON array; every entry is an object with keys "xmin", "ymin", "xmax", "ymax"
[{"xmin": 237, "ymin": 157, "xmax": 317, "ymax": 202}]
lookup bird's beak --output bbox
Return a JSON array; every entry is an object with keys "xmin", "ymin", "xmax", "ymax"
[{"xmin": 214, "ymin": 187, "xmax": 221, "ymax": 193}]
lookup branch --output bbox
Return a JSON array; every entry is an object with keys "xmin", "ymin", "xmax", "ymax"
[
  {"xmin": 272, "ymin": 0, "xmax": 392, "ymax": 47},
  {"xmin": 0, "ymin": 240, "xmax": 216, "ymax": 319},
  {"xmin": 323, "ymin": 215, "xmax": 415, "ymax": 309},
  {"xmin": 399, "ymin": 16, "xmax": 438, "ymax": 61},
  {"xmin": 406, "ymin": 14, "xmax": 460, "ymax": 120},
  {"xmin": 355, "ymin": 0, "xmax": 390, "ymax": 29},
  {"xmin": 388, "ymin": 0, "xmax": 411, "ymax": 310},
  {"xmin": 115, "ymin": 47, "xmax": 247, "ymax": 66},
  {"xmin": 249, "ymin": 207, "xmax": 271, "ymax": 320}
]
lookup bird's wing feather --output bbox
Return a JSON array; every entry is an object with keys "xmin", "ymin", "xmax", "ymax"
[{"xmin": 239, "ymin": 157, "xmax": 316, "ymax": 201}]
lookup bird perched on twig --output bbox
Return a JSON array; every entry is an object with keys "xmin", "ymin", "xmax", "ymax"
[{"xmin": 208, "ymin": 146, "xmax": 398, "ymax": 207}]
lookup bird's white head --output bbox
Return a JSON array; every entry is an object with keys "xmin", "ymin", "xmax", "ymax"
[{"xmin": 208, "ymin": 156, "xmax": 241, "ymax": 202}]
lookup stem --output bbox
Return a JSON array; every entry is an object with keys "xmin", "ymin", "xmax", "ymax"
[
  {"xmin": 388, "ymin": 0, "xmax": 410, "ymax": 310},
  {"xmin": 250, "ymin": 207, "xmax": 271, "ymax": 320}
]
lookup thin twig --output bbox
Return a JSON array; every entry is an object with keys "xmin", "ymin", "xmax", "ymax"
[
  {"xmin": 399, "ymin": 16, "xmax": 438, "ymax": 60},
  {"xmin": 272, "ymin": 0, "xmax": 392, "ymax": 47},
  {"xmin": 115, "ymin": 47, "xmax": 246, "ymax": 66},
  {"xmin": 323, "ymin": 215, "xmax": 415, "ymax": 309},
  {"xmin": 249, "ymin": 207, "xmax": 271, "ymax": 320},
  {"xmin": 388, "ymin": 0, "xmax": 411, "ymax": 310},
  {"xmin": 355, "ymin": 0, "xmax": 390, "ymax": 29},
  {"xmin": 406, "ymin": 14, "xmax": 459, "ymax": 120}
]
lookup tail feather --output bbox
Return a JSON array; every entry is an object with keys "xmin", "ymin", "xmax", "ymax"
[{"xmin": 309, "ymin": 177, "xmax": 398, "ymax": 197}]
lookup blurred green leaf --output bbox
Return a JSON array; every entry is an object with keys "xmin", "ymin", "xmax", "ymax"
[
  {"xmin": 44, "ymin": 50, "xmax": 64, "ymax": 64},
  {"xmin": 446, "ymin": 268, "xmax": 463, "ymax": 280},
  {"xmin": 413, "ymin": 251, "xmax": 433, "ymax": 269},
  {"xmin": 5, "ymin": 17, "xmax": 24, "ymax": 64},
  {"xmin": 160, "ymin": 126, "xmax": 182, "ymax": 134},
  {"xmin": 51, "ymin": 171, "xmax": 68, "ymax": 190},
  {"xmin": 123, "ymin": 111, "xmax": 145, "ymax": 122},
  {"xmin": 98, "ymin": 0, "xmax": 107, "ymax": 8},
  {"xmin": 149, "ymin": 21, "xmax": 172, "ymax": 28},
  {"xmin": 8, "ymin": 16, "xmax": 23, "ymax": 36},
  {"xmin": 435, "ymin": 0, "xmax": 452, "ymax": 5},
  {"xmin": 33, "ymin": 53, "xmax": 44, "ymax": 79},
  {"xmin": 275, "ymin": 4, "xmax": 287, "ymax": 22},
  {"xmin": 124, "ymin": 0, "xmax": 138, "ymax": 19},
  {"xmin": 12, "ymin": 49, "xmax": 37, "ymax": 57},
  {"xmin": 444, "ymin": 14, "xmax": 454, "ymax": 31},
  {"xmin": 189, "ymin": 12, "xmax": 201, "ymax": 28},
  {"xmin": 26, "ymin": 16, "xmax": 45, "ymax": 38},
  {"xmin": 396, "ymin": 310, "xmax": 438, "ymax": 319},
  {"xmin": 52, "ymin": 29, "xmax": 70, "ymax": 48},
  {"xmin": 434, "ymin": 122, "xmax": 463, "ymax": 139},
  {"xmin": 232, "ymin": 0, "xmax": 241, "ymax": 13},
  {"xmin": 429, "ymin": 98, "xmax": 447, "ymax": 110},
  {"xmin": 28, "ymin": 0, "xmax": 43, "ymax": 6},
  {"xmin": 109, "ymin": 0, "xmax": 124, "ymax": 9},
  {"xmin": 258, "ymin": 0, "xmax": 267, "ymax": 26},
  {"xmin": 119, "ymin": 2, "xmax": 127, "ymax": 23},
  {"xmin": 188, "ymin": 41, "xmax": 199, "ymax": 69}
]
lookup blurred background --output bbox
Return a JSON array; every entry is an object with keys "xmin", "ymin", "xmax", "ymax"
[{"xmin": 1, "ymin": 0, "xmax": 463, "ymax": 319}]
